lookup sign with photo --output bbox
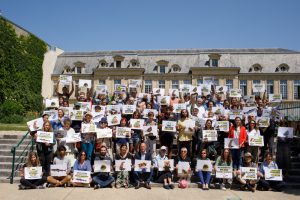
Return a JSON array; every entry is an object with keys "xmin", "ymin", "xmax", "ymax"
[
  {"xmin": 60, "ymin": 107, "xmax": 73, "ymax": 118},
  {"xmin": 252, "ymin": 84, "xmax": 266, "ymax": 93},
  {"xmin": 107, "ymin": 114, "xmax": 121, "ymax": 126},
  {"xmin": 70, "ymin": 110, "xmax": 83, "ymax": 121},
  {"xmin": 169, "ymin": 89, "xmax": 179, "ymax": 97},
  {"xmin": 36, "ymin": 131, "xmax": 54, "ymax": 143},
  {"xmin": 115, "ymin": 159, "xmax": 132, "ymax": 172},
  {"xmin": 264, "ymin": 168, "xmax": 283, "ymax": 181},
  {"xmin": 179, "ymin": 84, "xmax": 192, "ymax": 93},
  {"xmin": 95, "ymin": 85, "xmax": 107, "ymax": 94},
  {"xmin": 245, "ymin": 95, "xmax": 256, "ymax": 106},
  {"xmin": 202, "ymin": 130, "xmax": 218, "ymax": 141},
  {"xmin": 203, "ymin": 76, "xmax": 215, "ymax": 85},
  {"xmin": 262, "ymin": 108, "xmax": 271, "ymax": 117},
  {"xmin": 116, "ymin": 127, "xmax": 131, "ymax": 138},
  {"xmin": 45, "ymin": 98, "xmax": 59, "ymax": 108},
  {"xmin": 257, "ymin": 117, "xmax": 270, "ymax": 127},
  {"xmin": 96, "ymin": 128, "xmax": 112, "ymax": 138},
  {"xmin": 81, "ymin": 123, "xmax": 96, "ymax": 133},
  {"xmin": 115, "ymin": 84, "xmax": 127, "ymax": 93},
  {"xmin": 142, "ymin": 109, "xmax": 158, "ymax": 118},
  {"xmin": 196, "ymin": 160, "xmax": 213, "ymax": 172},
  {"xmin": 216, "ymin": 86, "xmax": 228, "ymax": 95},
  {"xmin": 94, "ymin": 160, "xmax": 111, "ymax": 173},
  {"xmin": 216, "ymin": 166, "xmax": 233, "ymax": 179},
  {"xmin": 59, "ymin": 75, "xmax": 72, "ymax": 85},
  {"xmin": 134, "ymin": 160, "xmax": 151, "ymax": 172},
  {"xmin": 215, "ymin": 121, "xmax": 229, "ymax": 132},
  {"xmin": 200, "ymin": 84, "xmax": 211, "ymax": 96},
  {"xmin": 243, "ymin": 107, "xmax": 257, "ymax": 116},
  {"xmin": 229, "ymin": 110, "xmax": 243, "ymax": 120},
  {"xmin": 173, "ymin": 103, "xmax": 187, "ymax": 113},
  {"xmin": 189, "ymin": 86, "xmax": 201, "ymax": 94},
  {"xmin": 212, "ymin": 107, "xmax": 224, "ymax": 115},
  {"xmin": 277, "ymin": 127, "xmax": 294, "ymax": 138},
  {"xmin": 229, "ymin": 89, "xmax": 242, "ymax": 98},
  {"xmin": 78, "ymin": 102, "xmax": 91, "ymax": 112},
  {"xmin": 269, "ymin": 94, "xmax": 282, "ymax": 102},
  {"xmin": 224, "ymin": 138, "xmax": 239, "ymax": 149},
  {"xmin": 79, "ymin": 79, "xmax": 92, "ymax": 88},
  {"xmin": 73, "ymin": 170, "xmax": 91, "ymax": 184},
  {"xmin": 66, "ymin": 131, "xmax": 81, "ymax": 143},
  {"xmin": 27, "ymin": 118, "xmax": 44, "ymax": 131},
  {"xmin": 177, "ymin": 161, "xmax": 190, "ymax": 174},
  {"xmin": 158, "ymin": 159, "xmax": 174, "ymax": 171},
  {"xmin": 130, "ymin": 119, "xmax": 145, "ymax": 130},
  {"xmin": 92, "ymin": 112, "xmax": 104, "ymax": 123},
  {"xmin": 50, "ymin": 164, "xmax": 67, "ymax": 177},
  {"xmin": 138, "ymin": 93, "xmax": 151, "ymax": 101},
  {"xmin": 240, "ymin": 167, "xmax": 257, "ymax": 180},
  {"xmin": 143, "ymin": 125, "xmax": 158, "ymax": 137},
  {"xmin": 248, "ymin": 135, "xmax": 264, "ymax": 147},
  {"xmin": 24, "ymin": 167, "xmax": 43, "ymax": 180},
  {"xmin": 128, "ymin": 79, "xmax": 141, "ymax": 88},
  {"xmin": 157, "ymin": 96, "xmax": 171, "ymax": 105},
  {"xmin": 122, "ymin": 105, "xmax": 136, "ymax": 115},
  {"xmin": 106, "ymin": 105, "xmax": 121, "ymax": 114},
  {"xmin": 152, "ymin": 88, "xmax": 165, "ymax": 96},
  {"xmin": 162, "ymin": 120, "xmax": 177, "ymax": 132}
]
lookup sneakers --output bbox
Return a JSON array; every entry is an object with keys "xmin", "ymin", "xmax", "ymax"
[
  {"xmin": 169, "ymin": 184, "xmax": 174, "ymax": 189},
  {"xmin": 37, "ymin": 186, "xmax": 45, "ymax": 189},
  {"xmin": 163, "ymin": 185, "xmax": 170, "ymax": 190},
  {"xmin": 18, "ymin": 185, "xmax": 26, "ymax": 190},
  {"xmin": 135, "ymin": 182, "xmax": 140, "ymax": 189},
  {"xmin": 220, "ymin": 183, "xmax": 226, "ymax": 191},
  {"xmin": 94, "ymin": 184, "xmax": 100, "ymax": 190},
  {"xmin": 145, "ymin": 183, "xmax": 151, "ymax": 190}
]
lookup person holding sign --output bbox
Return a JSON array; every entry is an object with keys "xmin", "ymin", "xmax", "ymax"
[
  {"xmin": 214, "ymin": 148, "xmax": 233, "ymax": 190},
  {"xmin": 200, "ymin": 119, "xmax": 218, "ymax": 160},
  {"xmin": 19, "ymin": 152, "xmax": 47, "ymax": 189},
  {"xmin": 144, "ymin": 112, "xmax": 158, "ymax": 158},
  {"xmin": 258, "ymin": 153, "xmax": 285, "ymax": 191},
  {"xmin": 129, "ymin": 111, "xmax": 143, "ymax": 154},
  {"xmin": 114, "ymin": 144, "xmax": 132, "ymax": 189},
  {"xmin": 71, "ymin": 150, "xmax": 92, "ymax": 187},
  {"xmin": 56, "ymin": 80, "xmax": 74, "ymax": 102},
  {"xmin": 246, "ymin": 120, "xmax": 261, "ymax": 163},
  {"xmin": 175, "ymin": 147, "xmax": 191, "ymax": 185},
  {"xmin": 114, "ymin": 118, "xmax": 130, "ymax": 154},
  {"xmin": 81, "ymin": 112, "xmax": 96, "ymax": 161},
  {"xmin": 195, "ymin": 149, "xmax": 212, "ymax": 190},
  {"xmin": 177, "ymin": 109, "xmax": 194, "ymax": 157}
]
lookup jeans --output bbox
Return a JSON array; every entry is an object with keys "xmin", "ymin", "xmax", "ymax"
[
  {"xmin": 197, "ymin": 171, "xmax": 211, "ymax": 184},
  {"xmin": 231, "ymin": 149, "xmax": 241, "ymax": 170},
  {"xmin": 259, "ymin": 179, "xmax": 285, "ymax": 191},
  {"xmin": 93, "ymin": 174, "xmax": 115, "ymax": 187},
  {"xmin": 81, "ymin": 142, "xmax": 94, "ymax": 161},
  {"xmin": 20, "ymin": 177, "xmax": 47, "ymax": 189},
  {"xmin": 133, "ymin": 169, "xmax": 153, "ymax": 184}
]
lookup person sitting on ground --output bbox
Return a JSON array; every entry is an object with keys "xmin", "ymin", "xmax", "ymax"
[
  {"xmin": 175, "ymin": 147, "xmax": 192, "ymax": 186},
  {"xmin": 214, "ymin": 148, "xmax": 233, "ymax": 191},
  {"xmin": 195, "ymin": 149, "xmax": 212, "ymax": 190},
  {"xmin": 71, "ymin": 150, "xmax": 92, "ymax": 187},
  {"xmin": 114, "ymin": 144, "xmax": 132, "ymax": 189}
]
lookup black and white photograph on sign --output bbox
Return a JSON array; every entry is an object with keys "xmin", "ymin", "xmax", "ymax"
[
  {"xmin": 45, "ymin": 98, "xmax": 59, "ymax": 108},
  {"xmin": 277, "ymin": 127, "xmax": 294, "ymax": 138},
  {"xmin": 212, "ymin": 107, "xmax": 224, "ymax": 115},
  {"xmin": 79, "ymin": 79, "xmax": 92, "ymax": 88},
  {"xmin": 216, "ymin": 86, "xmax": 228, "ymax": 94},
  {"xmin": 168, "ymin": 89, "xmax": 179, "ymax": 97},
  {"xmin": 177, "ymin": 161, "xmax": 190, "ymax": 174},
  {"xmin": 59, "ymin": 75, "xmax": 72, "ymax": 85},
  {"xmin": 96, "ymin": 128, "xmax": 113, "ymax": 138},
  {"xmin": 152, "ymin": 88, "xmax": 165, "ymax": 96}
]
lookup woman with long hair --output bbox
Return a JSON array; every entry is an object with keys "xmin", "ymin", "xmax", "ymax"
[
  {"xmin": 246, "ymin": 120, "xmax": 261, "ymax": 163},
  {"xmin": 177, "ymin": 109, "xmax": 194, "ymax": 156},
  {"xmin": 214, "ymin": 148, "xmax": 233, "ymax": 190}
]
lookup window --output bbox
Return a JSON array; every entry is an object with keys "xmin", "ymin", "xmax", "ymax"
[
  {"xmin": 158, "ymin": 80, "xmax": 165, "ymax": 89},
  {"xmin": 294, "ymin": 80, "xmax": 300, "ymax": 100},
  {"xmin": 77, "ymin": 67, "xmax": 82, "ymax": 74},
  {"xmin": 280, "ymin": 80, "xmax": 288, "ymax": 99},
  {"xmin": 240, "ymin": 80, "xmax": 247, "ymax": 97},
  {"xmin": 183, "ymin": 80, "xmax": 191, "ymax": 85},
  {"xmin": 144, "ymin": 80, "xmax": 152, "ymax": 94},
  {"xmin": 197, "ymin": 79, "xmax": 203, "ymax": 86},
  {"xmin": 99, "ymin": 80, "xmax": 105, "ymax": 85},
  {"xmin": 226, "ymin": 79, "xmax": 233, "ymax": 91},
  {"xmin": 211, "ymin": 59, "xmax": 218, "ymax": 67},
  {"xmin": 116, "ymin": 61, "xmax": 121, "ymax": 68},
  {"xmin": 253, "ymin": 80, "xmax": 261, "ymax": 96},
  {"xmin": 160, "ymin": 66, "xmax": 166, "ymax": 74},
  {"xmin": 172, "ymin": 80, "xmax": 179, "ymax": 89},
  {"xmin": 267, "ymin": 80, "xmax": 274, "ymax": 94},
  {"xmin": 114, "ymin": 79, "xmax": 121, "ymax": 85},
  {"xmin": 214, "ymin": 79, "xmax": 219, "ymax": 86}
]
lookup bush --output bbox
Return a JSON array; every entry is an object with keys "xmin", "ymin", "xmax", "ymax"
[
  {"xmin": 0, "ymin": 100, "xmax": 24, "ymax": 116},
  {"xmin": 0, "ymin": 114, "xmax": 23, "ymax": 123}
]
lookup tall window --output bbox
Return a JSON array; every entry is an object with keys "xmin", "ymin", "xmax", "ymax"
[
  {"xmin": 114, "ymin": 79, "xmax": 121, "ymax": 85},
  {"xmin": 197, "ymin": 79, "xmax": 203, "ymax": 86},
  {"xmin": 211, "ymin": 59, "xmax": 218, "ymax": 67},
  {"xmin": 144, "ymin": 80, "xmax": 152, "ymax": 94},
  {"xmin": 183, "ymin": 80, "xmax": 191, "ymax": 85},
  {"xmin": 160, "ymin": 66, "xmax": 166, "ymax": 74},
  {"xmin": 240, "ymin": 80, "xmax": 247, "ymax": 96},
  {"xmin": 158, "ymin": 80, "xmax": 165, "ymax": 89},
  {"xmin": 99, "ymin": 80, "xmax": 105, "ymax": 85},
  {"xmin": 77, "ymin": 67, "xmax": 82, "ymax": 74},
  {"xmin": 116, "ymin": 61, "xmax": 121, "ymax": 68},
  {"xmin": 267, "ymin": 80, "xmax": 274, "ymax": 94},
  {"xmin": 253, "ymin": 80, "xmax": 261, "ymax": 96},
  {"xmin": 172, "ymin": 80, "xmax": 179, "ymax": 89},
  {"xmin": 280, "ymin": 80, "xmax": 288, "ymax": 99},
  {"xmin": 226, "ymin": 79, "xmax": 233, "ymax": 91},
  {"xmin": 294, "ymin": 80, "xmax": 300, "ymax": 100}
]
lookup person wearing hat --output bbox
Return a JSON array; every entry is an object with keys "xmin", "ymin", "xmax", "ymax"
[
  {"xmin": 80, "ymin": 111, "xmax": 96, "ymax": 162},
  {"xmin": 153, "ymin": 146, "xmax": 174, "ymax": 190},
  {"xmin": 96, "ymin": 117, "xmax": 113, "ymax": 157}
]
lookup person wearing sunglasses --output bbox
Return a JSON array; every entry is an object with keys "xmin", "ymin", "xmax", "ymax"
[{"xmin": 71, "ymin": 150, "xmax": 92, "ymax": 187}]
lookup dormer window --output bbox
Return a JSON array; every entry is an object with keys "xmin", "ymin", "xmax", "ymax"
[
  {"xmin": 171, "ymin": 64, "xmax": 181, "ymax": 72},
  {"xmin": 156, "ymin": 60, "xmax": 169, "ymax": 74},
  {"xmin": 130, "ymin": 59, "xmax": 139, "ymax": 67},
  {"xmin": 249, "ymin": 64, "xmax": 262, "ymax": 72},
  {"xmin": 113, "ymin": 55, "xmax": 125, "ymax": 68},
  {"xmin": 208, "ymin": 54, "xmax": 221, "ymax": 67},
  {"xmin": 278, "ymin": 63, "xmax": 289, "ymax": 72},
  {"xmin": 73, "ymin": 61, "xmax": 85, "ymax": 74}
]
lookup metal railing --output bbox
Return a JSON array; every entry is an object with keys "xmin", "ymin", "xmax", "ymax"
[
  {"xmin": 278, "ymin": 101, "xmax": 300, "ymax": 121},
  {"xmin": 10, "ymin": 131, "xmax": 35, "ymax": 184}
]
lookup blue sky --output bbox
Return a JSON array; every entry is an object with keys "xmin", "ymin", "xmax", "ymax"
[{"xmin": 1, "ymin": 0, "xmax": 300, "ymax": 52}]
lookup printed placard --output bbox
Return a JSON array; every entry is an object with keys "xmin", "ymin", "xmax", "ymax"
[
  {"xmin": 158, "ymin": 159, "xmax": 174, "ymax": 171},
  {"xmin": 173, "ymin": 103, "xmax": 187, "ymax": 113},
  {"xmin": 106, "ymin": 105, "xmax": 121, "ymax": 114},
  {"xmin": 241, "ymin": 167, "xmax": 257, "ymax": 180},
  {"xmin": 36, "ymin": 131, "xmax": 54, "ymax": 143},
  {"xmin": 157, "ymin": 96, "xmax": 171, "ymax": 105},
  {"xmin": 50, "ymin": 164, "xmax": 67, "ymax": 177},
  {"xmin": 224, "ymin": 138, "xmax": 239, "ymax": 149},
  {"xmin": 79, "ymin": 102, "xmax": 92, "ymax": 112},
  {"xmin": 203, "ymin": 76, "xmax": 215, "ymax": 85},
  {"xmin": 262, "ymin": 108, "xmax": 271, "ymax": 117},
  {"xmin": 229, "ymin": 89, "xmax": 242, "ymax": 98},
  {"xmin": 73, "ymin": 170, "xmax": 90, "ymax": 184},
  {"xmin": 70, "ymin": 110, "xmax": 84, "ymax": 121},
  {"xmin": 142, "ymin": 109, "xmax": 158, "ymax": 118},
  {"xmin": 95, "ymin": 85, "xmax": 107, "ymax": 94},
  {"xmin": 212, "ymin": 107, "xmax": 224, "ymax": 115},
  {"xmin": 115, "ymin": 159, "xmax": 132, "ymax": 172},
  {"xmin": 257, "ymin": 117, "xmax": 270, "ymax": 127},
  {"xmin": 200, "ymin": 84, "xmax": 211, "ymax": 96},
  {"xmin": 79, "ymin": 79, "xmax": 92, "ymax": 88},
  {"xmin": 179, "ymin": 84, "xmax": 192, "ymax": 93},
  {"xmin": 196, "ymin": 160, "xmax": 213, "ymax": 172},
  {"xmin": 162, "ymin": 121, "xmax": 177, "ymax": 132},
  {"xmin": 134, "ymin": 160, "xmax": 151, "ymax": 172},
  {"xmin": 59, "ymin": 75, "xmax": 72, "ymax": 85},
  {"xmin": 177, "ymin": 161, "xmax": 190, "ymax": 174},
  {"xmin": 229, "ymin": 110, "xmax": 243, "ymax": 120},
  {"xmin": 184, "ymin": 119, "xmax": 195, "ymax": 134},
  {"xmin": 130, "ymin": 119, "xmax": 145, "ymax": 130},
  {"xmin": 252, "ymin": 84, "xmax": 265, "ymax": 93},
  {"xmin": 24, "ymin": 167, "xmax": 43, "ymax": 180},
  {"xmin": 115, "ymin": 84, "xmax": 127, "ymax": 93},
  {"xmin": 277, "ymin": 127, "xmax": 294, "ymax": 138},
  {"xmin": 94, "ymin": 160, "xmax": 111, "ymax": 173},
  {"xmin": 92, "ymin": 112, "xmax": 104, "ymax": 123},
  {"xmin": 216, "ymin": 166, "xmax": 233, "ymax": 179},
  {"xmin": 45, "ymin": 98, "xmax": 59, "ymax": 108},
  {"xmin": 264, "ymin": 168, "xmax": 283, "ymax": 181},
  {"xmin": 215, "ymin": 121, "xmax": 229, "ymax": 132},
  {"xmin": 269, "ymin": 94, "xmax": 282, "ymax": 102},
  {"xmin": 27, "ymin": 118, "xmax": 44, "ymax": 131},
  {"xmin": 169, "ymin": 89, "xmax": 179, "ymax": 97},
  {"xmin": 81, "ymin": 123, "xmax": 96, "ymax": 133},
  {"xmin": 202, "ymin": 130, "xmax": 218, "ymax": 141},
  {"xmin": 96, "ymin": 128, "xmax": 112, "ymax": 138},
  {"xmin": 245, "ymin": 95, "xmax": 256, "ymax": 106},
  {"xmin": 216, "ymin": 86, "xmax": 228, "ymax": 94},
  {"xmin": 143, "ymin": 125, "xmax": 158, "ymax": 137},
  {"xmin": 152, "ymin": 88, "xmax": 165, "ymax": 96},
  {"xmin": 107, "ymin": 114, "xmax": 121, "ymax": 126},
  {"xmin": 189, "ymin": 86, "xmax": 202, "ymax": 94},
  {"xmin": 122, "ymin": 105, "xmax": 136, "ymax": 115},
  {"xmin": 60, "ymin": 107, "xmax": 73, "ymax": 118},
  {"xmin": 248, "ymin": 135, "xmax": 264, "ymax": 147},
  {"xmin": 116, "ymin": 127, "xmax": 131, "ymax": 138},
  {"xmin": 66, "ymin": 131, "xmax": 81, "ymax": 143},
  {"xmin": 243, "ymin": 107, "xmax": 257, "ymax": 116},
  {"xmin": 128, "ymin": 79, "xmax": 141, "ymax": 88}
]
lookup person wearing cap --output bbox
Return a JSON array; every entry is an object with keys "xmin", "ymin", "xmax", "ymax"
[
  {"xmin": 96, "ymin": 117, "xmax": 113, "ymax": 157},
  {"xmin": 236, "ymin": 152, "xmax": 259, "ymax": 192},
  {"xmin": 153, "ymin": 146, "xmax": 174, "ymax": 190},
  {"xmin": 80, "ymin": 111, "xmax": 96, "ymax": 162}
]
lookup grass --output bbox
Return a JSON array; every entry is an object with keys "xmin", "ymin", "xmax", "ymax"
[{"xmin": 0, "ymin": 123, "xmax": 28, "ymax": 131}]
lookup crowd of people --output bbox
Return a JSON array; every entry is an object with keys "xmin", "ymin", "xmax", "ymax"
[{"xmin": 19, "ymin": 80, "xmax": 290, "ymax": 192}]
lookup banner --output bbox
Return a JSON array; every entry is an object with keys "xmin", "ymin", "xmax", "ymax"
[
  {"xmin": 94, "ymin": 160, "xmax": 111, "ymax": 173},
  {"xmin": 128, "ymin": 79, "xmax": 141, "ymax": 88},
  {"xmin": 196, "ymin": 160, "xmax": 213, "ymax": 172},
  {"xmin": 216, "ymin": 166, "xmax": 233, "ymax": 179},
  {"xmin": 158, "ymin": 159, "xmax": 174, "ymax": 171},
  {"xmin": 96, "ymin": 128, "xmax": 112, "ymax": 138},
  {"xmin": 202, "ymin": 130, "xmax": 218, "ymax": 141},
  {"xmin": 36, "ymin": 131, "xmax": 54, "ymax": 143},
  {"xmin": 134, "ymin": 160, "xmax": 151, "ymax": 172},
  {"xmin": 24, "ymin": 167, "xmax": 43, "ymax": 180},
  {"xmin": 130, "ymin": 119, "xmax": 145, "ymax": 130},
  {"xmin": 73, "ymin": 170, "xmax": 91, "ymax": 183},
  {"xmin": 162, "ymin": 121, "xmax": 177, "ymax": 132},
  {"xmin": 240, "ymin": 167, "xmax": 257, "ymax": 180},
  {"xmin": 224, "ymin": 138, "xmax": 239, "ymax": 149},
  {"xmin": 115, "ymin": 159, "xmax": 132, "ymax": 171},
  {"xmin": 116, "ymin": 127, "xmax": 131, "ymax": 138},
  {"xmin": 50, "ymin": 164, "xmax": 67, "ymax": 177}
]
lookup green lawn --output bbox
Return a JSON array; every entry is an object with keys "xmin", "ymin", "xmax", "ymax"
[{"xmin": 0, "ymin": 123, "xmax": 28, "ymax": 131}]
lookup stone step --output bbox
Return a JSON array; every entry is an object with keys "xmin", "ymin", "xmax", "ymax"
[
  {"xmin": 0, "ymin": 169, "xmax": 19, "ymax": 177},
  {"xmin": 0, "ymin": 162, "xmax": 25, "ymax": 170},
  {"xmin": 0, "ymin": 176, "xmax": 20, "ymax": 183},
  {"xmin": 291, "ymin": 162, "xmax": 300, "ymax": 168},
  {"xmin": 0, "ymin": 143, "xmax": 35, "ymax": 151},
  {"xmin": 0, "ymin": 156, "xmax": 27, "ymax": 163},
  {"xmin": 0, "ymin": 134, "xmax": 30, "ymax": 140},
  {"xmin": 0, "ymin": 138, "xmax": 32, "ymax": 144},
  {"xmin": 284, "ymin": 175, "xmax": 300, "ymax": 183},
  {"xmin": 287, "ymin": 169, "xmax": 300, "ymax": 176},
  {"xmin": 290, "ymin": 156, "xmax": 300, "ymax": 162},
  {"xmin": 0, "ymin": 149, "xmax": 30, "ymax": 157}
]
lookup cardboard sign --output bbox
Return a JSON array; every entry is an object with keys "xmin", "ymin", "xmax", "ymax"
[
  {"xmin": 177, "ymin": 161, "xmax": 190, "ymax": 174},
  {"xmin": 152, "ymin": 88, "xmax": 165, "ymax": 96},
  {"xmin": 45, "ymin": 98, "xmax": 59, "ymax": 108},
  {"xmin": 241, "ymin": 167, "xmax": 257, "ymax": 180},
  {"xmin": 130, "ymin": 119, "xmax": 145, "ymax": 130},
  {"xmin": 169, "ymin": 89, "xmax": 179, "ymax": 97},
  {"xmin": 248, "ymin": 135, "xmax": 264, "ymax": 147},
  {"xmin": 36, "ymin": 131, "xmax": 54, "ymax": 143},
  {"xmin": 79, "ymin": 79, "xmax": 92, "ymax": 88},
  {"xmin": 269, "ymin": 94, "xmax": 282, "ymax": 102},
  {"xmin": 50, "ymin": 164, "xmax": 67, "ymax": 177},
  {"xmin": 216, "ymin": 166, "xmax": 233, "ymax": 179},
  {"xmin": 264, "ymin": 168, "xmax": 283, "ymax": 181},
  {"xmin": 173, "ymin": 103, "xmax": 187, "ymax": 113},
  {"xmin": 257, "ymin": 117, "xmax": 270, "ymax": 127},
  {"xmin": 216, "ymin": 86, "xmax": 228, "ymax": 95},
  {"xmin": 143, "ymin": 125, "xmax": 158, "ymax": 137},
  {"xmin": 95, "ymin": 85, "xmax": 107, "ymax": 94},
  {"xmin": 134, "ymin": 160, "xmax": 151, "ymax": 172},
  {"xmin": 70, "ymin": 110, "xmax": 84, "ymax": 121},
  {"xmin": 24, "ymin": 167, "xmax": 42, "ymax": 180},
  {"xmin": 115, "ymin": 159, "xmax": 132, "ymax": 172},
  {"xmin": 116, "ymin": 127, "xmax": 131, "ymax": 138},
  {"xmin": 81, "ymin": 123, "xmax": 96, "ymax": 133},
  {"xmin": 162, "ymin": 121, "xmax": 177, "ymax": 132},
  {"xmin": 59, "ymin": 75, "xmax": 72, "ymax": 85},
  {"xmin": 229, "ymin": 89, "xmax": 242, "ymax": 98},
  {"xmin": 73, "ymin": 170, "xmax": 90, "ymax": 183},
  {"xmin": 158, "ymin": 159, "xmax": 174, "ymax": 171},
  {"xmin": 122, "ymin": 105, "xmax": 136, "ymax": 115},
  {"xmin": 215, "ymin": 121, "xmax": 229, "ymax": 132},
  {"xmin": 224, "ymin": 138, "xmax": 239, "ymax": 149},
  {"xmin": 66, "ymin": 131, "xmax": 81, "ymax": 143},
  {"xmin": 277, "ymin": 127, "xmax": 294, "ymax": 138},
  {"xmin": 27, "ymin": 118, "xmax": 44, "ymax": 131},
  {"xmin": 94, "ymin": 160, "xmax": 111, "ymax": 173},
  {"xmin": 202, "ymin": 130, "xmax": 218, "ymax": 141},
  {"xmin": 196, "ymin": 160, "xmax": 213, "ymax": 172},
  {"xmin": 96, "ymin": 128, "xmax": 112, "ymax": 138}
]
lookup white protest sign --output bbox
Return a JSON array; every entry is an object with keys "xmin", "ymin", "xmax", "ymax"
[
  {"xmin": 196, "ymin": 160, "xmax": 213, "ymax": 172},
  {"xmin": 158, "ymin": 159, "xmax": 174, "ymax": 171},
  {"xmin": 143, "ymin": 125, "xmax": 158, "ymax": 137},
  {"xmin": 50, "ymin": 164, "xmax": 67, "ymax": 177},
  {"xmin": 216, "ymin": 166, "xmax": 233, "ymax": 179},
  {"xmin": 241, "ymin": 167, "xmax": 257, "ymax": 180},
  {"xmin": 277, "ymin": 127, "xmax": 294, "ymax": 138},
  {"xmin": 94, "ymin": 160, "xmax": 111, "ymax": 173},
  {"xmin": 134, "ymin": 160, "xmax": 151, "ymax": 172},
  {"xmin": 130, "ymin": 119, "xmax": 145, "ymax": 130},
  {"xmin": 115, "ymin": 159, "xmax": 132, "ymax": 171},
  {"xmin": 36, "ymin": 131, "xmax": 54, "ymax": 143},
  {"xmin": 59, "ymin": 75, "xmax": 72, "ymax": 85},
  {"xmin": 202, "ymin": 130, "xmax": 218, "ymax": 141},
  {"xmin": 116, "ymin": 127, "xmax": 131, "ymax": 138},
  {"xmin": 162, "ymin": 121, "xmax": 177, "ymax": 132},
  {"xmin": 27, "ymin": 118, "xmax": 43, "ymax": 131},
  {"xmin": 24, "ymin": 167, "xmax": 42, "ymax": 180},
  {"xmin": 264, "ymin": 168, "xmax": 283, "ymax": 181},
  {"xmin": 224, "ymin": 138, "xmax": 239, "ymax": 149},
  {"xmin": 96, "ymin": 128, "xmax": 112, "ymax": 138},
  {"xmin": 79, "ymin": 79, "xmax": 92, "ymax": 88},
  {"xmin": 73, "ymin": 170, "xmax": 90, "ymax": 183}
]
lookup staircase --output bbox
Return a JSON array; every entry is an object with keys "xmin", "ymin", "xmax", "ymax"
[{"xmin": 0, "ymin": 132, "xmax": 33, "ymax": 183}]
